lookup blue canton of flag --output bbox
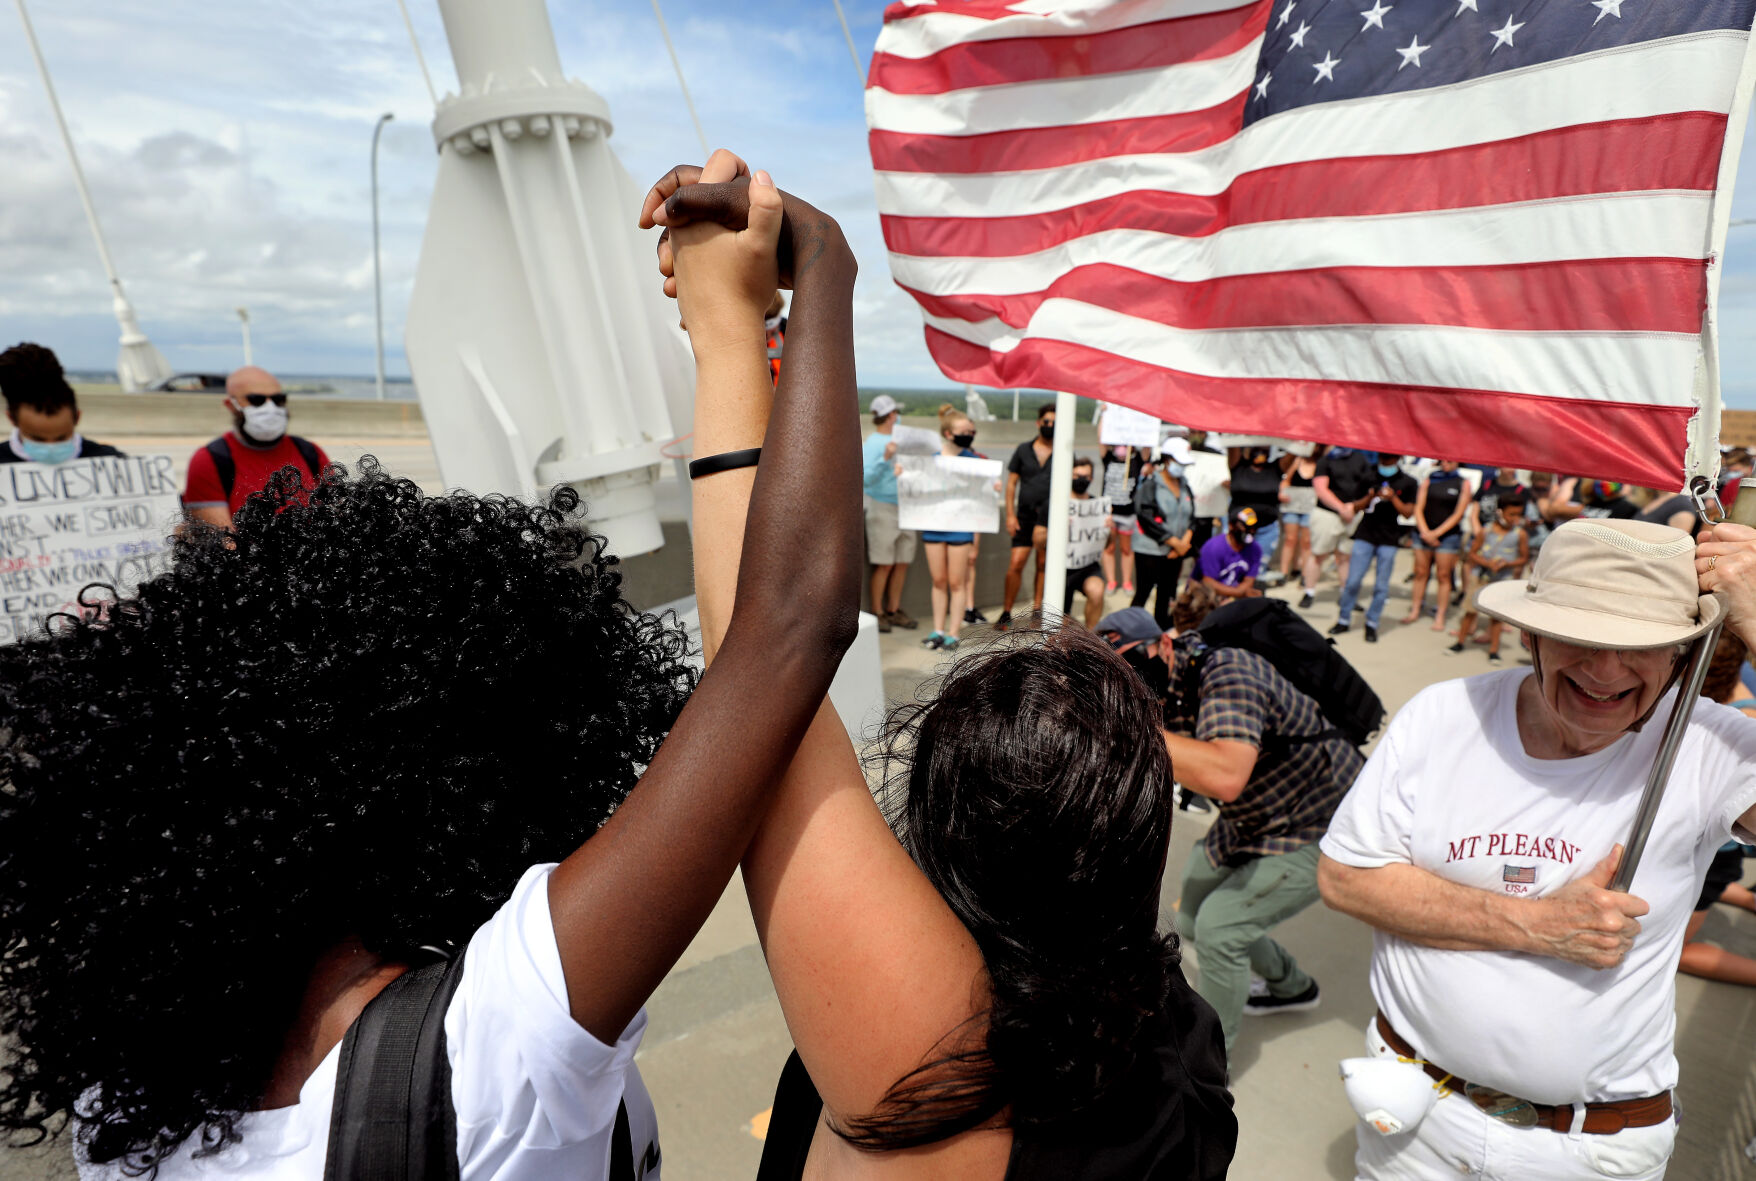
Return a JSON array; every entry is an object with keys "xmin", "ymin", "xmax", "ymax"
[
  {"xmin": 1247, "ymin": 0, "xmax": 1756, "ymax": 124},
  {"xmin": 1503, "ymin": 865, "xmax": 1537, "ymax": 885}
]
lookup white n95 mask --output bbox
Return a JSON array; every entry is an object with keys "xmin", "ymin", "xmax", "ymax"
[
  {"xmin": 1339, "ymin": 1057, "xmax": 1442, "ymax": 1136},
  {"xmin": 242, "ymin": 402, "xmax": 289, "ymax": 443}
]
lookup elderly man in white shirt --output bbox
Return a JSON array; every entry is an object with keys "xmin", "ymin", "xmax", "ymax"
[{"xmin": 1319, "ymin": 517, "xmax": 1756, "ymax": 1180}]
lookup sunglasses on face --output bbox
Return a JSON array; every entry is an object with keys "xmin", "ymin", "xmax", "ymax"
[{"xmin": 243, "ymin": 394, "xmax": 287, "ymax": 408}]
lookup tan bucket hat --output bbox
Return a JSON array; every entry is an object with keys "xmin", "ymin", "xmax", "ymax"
[{"xmin": 1476, "ymin": 518, "xmax": 1719, "ymax": 650}]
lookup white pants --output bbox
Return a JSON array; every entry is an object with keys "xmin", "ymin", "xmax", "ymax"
[{"xmin": 1354, "ymin": 1019, "xmax": 1676, "ymax": 1180}]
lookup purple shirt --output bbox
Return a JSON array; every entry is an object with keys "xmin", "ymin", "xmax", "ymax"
[{"xmin": 1199, "ymin": 535, "xmax": 1262, "ymax": 586}]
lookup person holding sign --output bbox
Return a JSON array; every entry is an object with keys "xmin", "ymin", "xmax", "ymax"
[
  {"xmin": 905, "ymin": 406, "xmax": 985, "ymax": 651},
  {"xmin": 0, "ymin": 344, "xmax": 124, "ymax": 465},
  {"xmin": 1062, "ymin": 455, "xmax": 1111, "ymax": 629}
]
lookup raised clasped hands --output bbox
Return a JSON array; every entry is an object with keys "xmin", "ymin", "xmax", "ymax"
[{"xmin": 639, "ymin": 149, "xmax": 781, "ymax": 343}]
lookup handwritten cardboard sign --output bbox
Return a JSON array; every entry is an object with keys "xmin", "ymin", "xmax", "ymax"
[
  {"xmin": 1068, "ymin": 495, "xmax": 1109, "ymax": 569},
  {"xmin": 0, "ymin": 454, "xmax": 182, "ymax": 643}
]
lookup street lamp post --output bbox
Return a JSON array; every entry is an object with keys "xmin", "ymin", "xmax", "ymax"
[{"xmin": 371, "ymin": 112, "xmax": 395, "ymax": 401}]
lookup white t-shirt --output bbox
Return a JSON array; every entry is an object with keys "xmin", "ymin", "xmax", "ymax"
[
  {"xmin": 77, "ymin": 864, "xmax": 660, "ymax": 1179},
  {"xmin": 1321, "ymin": 669, "xmax": 1756, "ymax": 1105}
]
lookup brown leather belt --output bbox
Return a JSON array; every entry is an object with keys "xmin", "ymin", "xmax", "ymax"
[{"xmin": 1374, "ymin": 1010, "xmax": 1672, "ymax": 1135}]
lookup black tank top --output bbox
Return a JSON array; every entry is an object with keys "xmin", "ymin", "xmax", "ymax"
[
  {"xmin": 754, "ymin": 966, "xmax": 1238, "ymax": 1181},
  {"xmin": 1288, "ymin": 466, "xmax": 1313, "ymax": 489},
  {"xmin": 1421, "ymin": 471, "xmax": 1467, "ymax": 535}
]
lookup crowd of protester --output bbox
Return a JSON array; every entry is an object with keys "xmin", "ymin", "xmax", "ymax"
[{"xmin": 5, "ymin": 154, "xmax": 1756, "ymax": 1180}]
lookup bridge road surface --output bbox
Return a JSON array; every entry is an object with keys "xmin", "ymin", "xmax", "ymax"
[{"xmin": 6, "ymin": 511, "xmax": 1756, "ymax": 1177}]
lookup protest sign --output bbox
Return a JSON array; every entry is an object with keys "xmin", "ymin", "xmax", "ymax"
[
  {"xmin": 1100, "ymin": 404, "xmax": 1161, "ymax": 449},
  {"xmin": 897, "ymin": 454, "xmax": 1003, "ymax": 534},
  {"xmin": 1067, "ymin": 496, "xmax": 1108, "ymax": 569},
  {"xmin": 0, "ymin": 454, "xmax": 182, "ymax": 643}
]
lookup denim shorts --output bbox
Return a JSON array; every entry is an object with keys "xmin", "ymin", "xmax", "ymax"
[
  {"xmin": 1413, "ymin": 531, "xmax": 1463, "ymax": 553},
  {"xmin": 1281, "ymin": 511, "xmax": 1311, "ymax": 528}
]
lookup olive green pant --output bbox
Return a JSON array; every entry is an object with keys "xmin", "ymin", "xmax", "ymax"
[{"xmin": 1177, "ymin": 841, "xmax": 1322, "ymax": 1059}]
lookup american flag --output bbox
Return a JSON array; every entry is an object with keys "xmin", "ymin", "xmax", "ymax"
[
  {"xmin": 1503, "ymin": 864, "xmax": 1537, "ymax": 884},
  {"xmin": 866, "ymin": 0, "xmax": 1756, "ymax": 488}
]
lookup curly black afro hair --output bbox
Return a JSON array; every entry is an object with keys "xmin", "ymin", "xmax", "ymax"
[{"xmin": 0, "ymin": 459, "xmax": 695, "ymax": 1169}]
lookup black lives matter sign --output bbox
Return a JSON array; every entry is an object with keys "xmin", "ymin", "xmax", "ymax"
[{"xmin": 0, "ymin": 454, "xmax": 182, "ymax": 643}]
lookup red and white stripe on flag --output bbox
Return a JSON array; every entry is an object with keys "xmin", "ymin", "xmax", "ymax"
[{"xmin": 866, "ymin": 0, "xmax": 1756, "ymax": 488}]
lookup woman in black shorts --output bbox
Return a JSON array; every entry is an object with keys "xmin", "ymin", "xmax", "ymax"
[{"xmin": 1101, "ymin": 445, "xmax": 1148, "ymax": 595}]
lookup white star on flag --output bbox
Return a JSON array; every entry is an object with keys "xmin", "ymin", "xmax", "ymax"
[
  {"xmin": 1360, "ymin": 2, "xmax": 1392, "ymax": 31},
  {"xmin": 1491, "ymin": 14, "xmax": 1525, "ymax": 49},
  {"xmin": 1455, "ymin": 0, "xmax": 1478, "ymax": 12},
  {"xmin": 1290, "ymin": 20, "xmax": 1313, "ymax": 47},
  {"xmin": 1255, "ymin": 70, "xmax": 1272, "ymax": 99},
  {"xmin": 1313, "ymin": 51, "xmax": 1340, "ymax": 82},
  {"xmin": 1277, "ymin": 1, "xmax": 1295, "ymax": 28},
  {"xmin": 1592, "ymin": 0, "xmax": 1625, "ymax": 22},
  {"xmin": 1396, "ymin": 35, "xmax": 1430, "ymax": 68}
]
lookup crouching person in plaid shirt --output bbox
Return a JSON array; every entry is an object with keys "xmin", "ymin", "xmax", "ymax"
[{"xmin": 1102, "ymin": 589, "xmax": 1361, "ymax": 1064}]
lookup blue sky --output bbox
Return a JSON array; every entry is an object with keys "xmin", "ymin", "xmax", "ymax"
[{"xmin": 5, "ymin": 0, "xmax": 1756, "ymax": 404}]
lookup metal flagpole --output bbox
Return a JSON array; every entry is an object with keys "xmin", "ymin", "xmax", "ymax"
[
  {"xmin": 1041, "ymin": 391, "xmax": 1077, "ymax": 623},
  {"xmin": 393, "ymin": 0, "xmax": 440, "ymax": 106},
  {"xmin": 829, "ymin": 0, "xmax": 864, "ymax": 83},
  {"xmin": 14, "ymin": 0, "xmax": 170, "ymax": 392},
  {"xmin": 371, "ymin": 112, "xmax": 395, "ymax": 401},
  {"xmin": 649, "ymin": 0, "xmax": 710, "ymax": 158}
]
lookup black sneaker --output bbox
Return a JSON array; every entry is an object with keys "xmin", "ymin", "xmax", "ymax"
[
  {"xmin": 1327, "ymin": 623, "xmax": 1349, "ymax": 636},
  {"xmin": 1365, "ymin": 626, "xmax": 1379, "ymax": 643},
  {"xmin": 994, "ymin": 611, "xmax": 1013, "ymax": 632},
  {"xmin": 1243, "ymin": 980, "xmax": 1321, "ymax": 1017},
  {"xmin": 964, "ymin": 607, "xmax": 989, "ymax": 624},
  {"xmin": 1487, "ymin": 651, "xmax": 1504, "ymax": 665},
  {"xmin": 1445, "ymin": 642, "xmax": 1465, "ymax": 656},
  {"xmin": 1297, "ymin": 591, "xmax": 1316, "ymax": 610}
]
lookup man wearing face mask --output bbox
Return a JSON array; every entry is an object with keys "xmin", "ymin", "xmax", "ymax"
[
  {"xmin": 1331, "ymin": 454, "xmax": 1417, "ymax": 643},
  {"xmin": 999, "ymin": 403, "xmax": 1057, "ymax": 628},
  {"xmin": 1099, "ymin": 598, "xmax": 1360, "ymax": 1062},
  {"xmin": 183, "ymin": 367, "xmax": 329, "ymax": 529},
  {"xmin": 0, "ymin": 344, "xmax": 124, "ymax": 466}
]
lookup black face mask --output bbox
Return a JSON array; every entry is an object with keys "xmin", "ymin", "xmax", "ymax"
[
  {"xmin": 1072, "ymin": 475, "xmax": 1092, "ymax": 494},
  {"xmin": 951, "ymin": 432, "xmax": 976, "ymax": 448},
  {"xmin": 1122, "ymin": 644, "xmax": 1170, "ymax": 700},
  {"xmin": 1039, "ymin": 422, "xmax": 1055, "ymax": 440}
]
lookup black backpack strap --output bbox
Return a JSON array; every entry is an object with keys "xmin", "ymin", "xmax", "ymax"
[
  {"xmin": 290, "ymin": 435, "xmax": 324, "ymax": 481},
  {"xmin": 204, "ymin": 437, "xmax": 236, "ymax": 500},
  {"xmin": 610, "ymin": 1099, "xmax": 634, "ymax": 1178},
  {"xmin": 323, "ymin": 953, "xmax": 468, "ymax": 1181}
]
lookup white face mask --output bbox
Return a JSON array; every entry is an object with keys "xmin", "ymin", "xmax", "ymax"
[{"xmin": 241, "ymin": 402, "xmax": 288, "ymax": 443}]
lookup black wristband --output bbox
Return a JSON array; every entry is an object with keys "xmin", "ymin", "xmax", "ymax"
[{"xmin": 688, "ymin": 447, "xmax": 762, "ymax": 480}]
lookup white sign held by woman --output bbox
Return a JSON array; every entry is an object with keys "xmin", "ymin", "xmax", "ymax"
[
  {"xmin": 0, "ymin": 454, "xmax": 182, "ymax": 643},
  {"xmin": 897, "ymin": 454, "xmax": 1002, "ymax": 534}
]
